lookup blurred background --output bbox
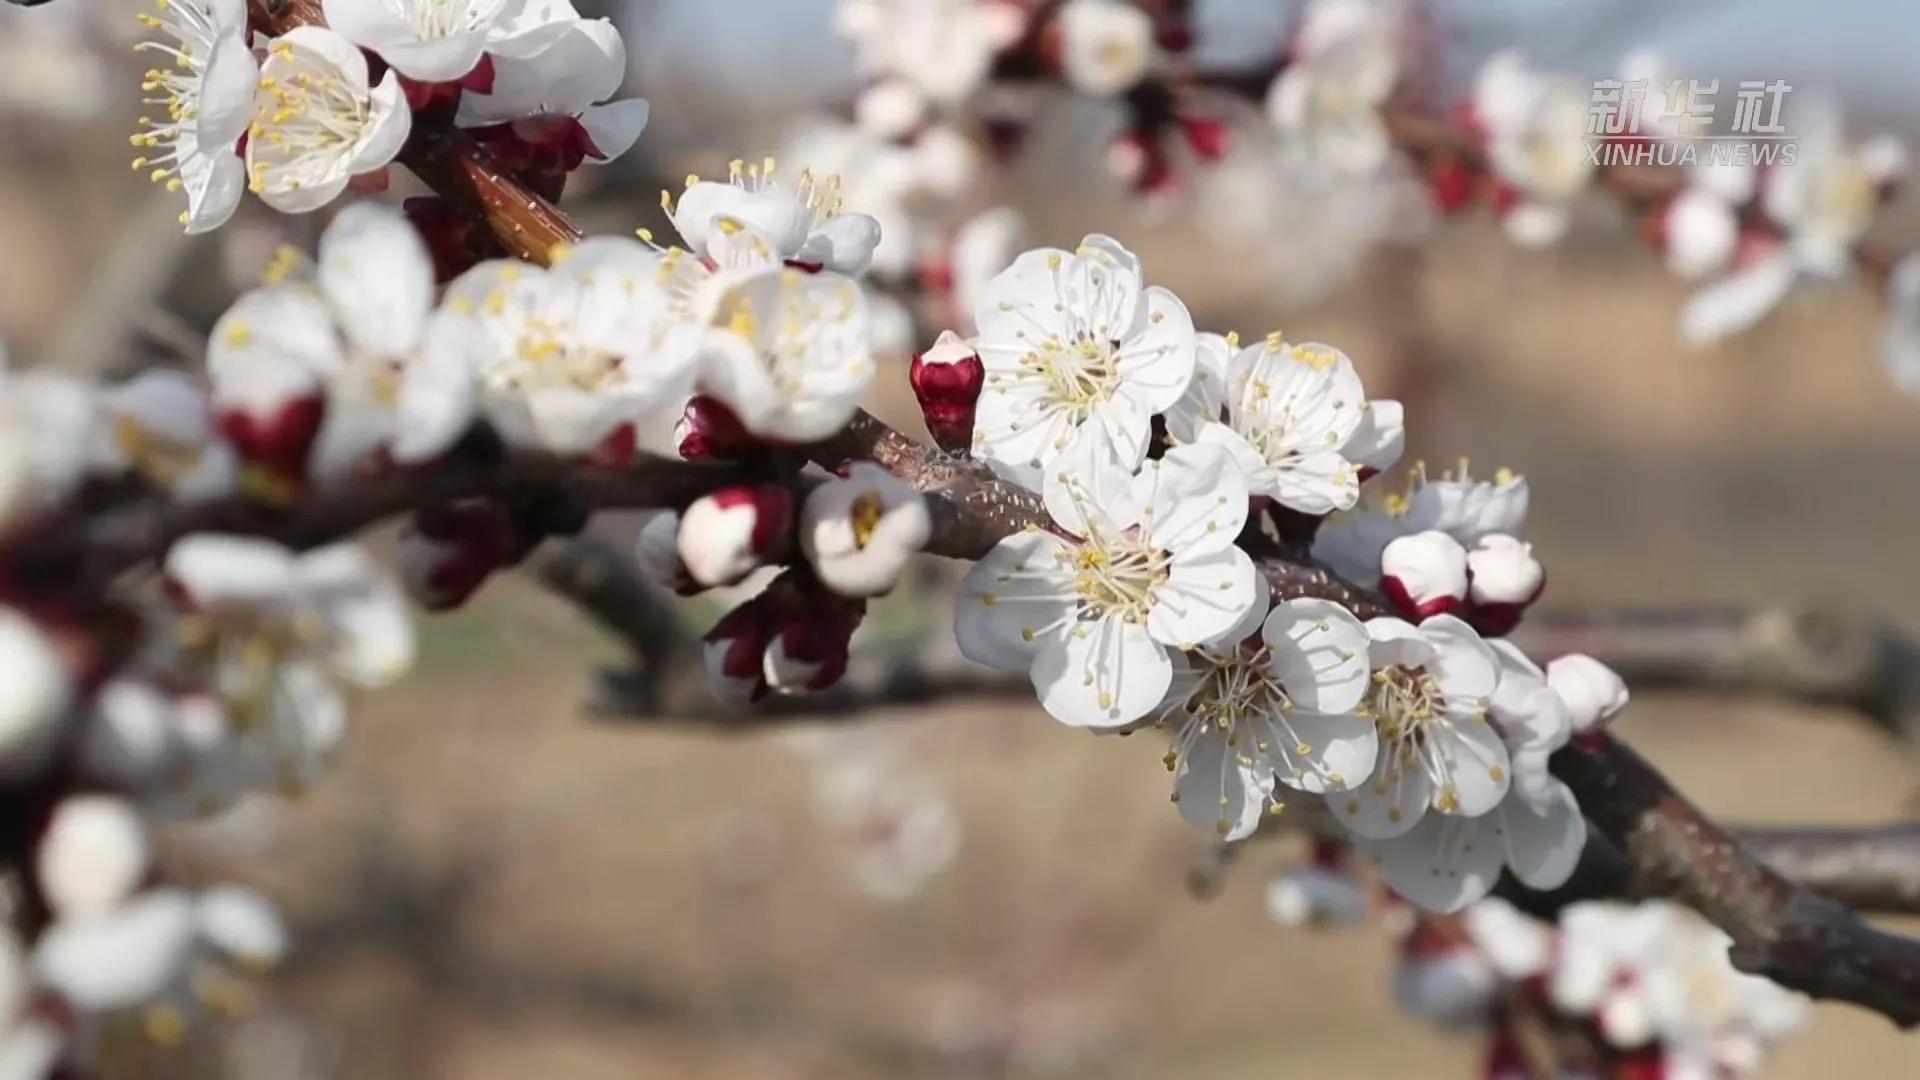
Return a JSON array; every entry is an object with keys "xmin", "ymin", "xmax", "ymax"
[{"xmin": 3, "ymin": 0, "xmax": 1919, "ymax": 1076}]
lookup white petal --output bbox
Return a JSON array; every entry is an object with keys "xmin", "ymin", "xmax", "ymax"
[
  {"xmin": 1175, "ymin": 724, "xmax": 1273, "ymax": 840},
  {"xmin": 1266, "ymin": 708, "xmax": 1377, "ymax": 795},
  {"xmin": 298, "ymin": 545, "xmax": 416, "ymax": 687},
  {"xmin": 317, "ymin": 202, "xmax": 433, "ymax": 358},
  {"xmin": 578, "ymin": 98, "xmax": 652, "ymax": 163},
  {"xmin": 1420, "ymin": 614, "xmax": 1499, "ymax": 701},
  {"xmin": 1041, "ymin": 437, "xmax": 1141, "ymax": 538},
  {"xmin": 953, "ymin": 531, "xmax": 1074, "ymax": 672},
  {"xmin": 1263, "ymin": 598, "xmax": 1370, "ymax": 713},
  {"xmin": 1680, "ymin": 251, "xmax": 1797, "ymax": 346},
  {"xmin": 1112, "ymin": 286, "xmax": 1196, "ymax": 414},
  {"xmin": 393, "ymin": 324, "xmax": 478, "ymax": 463},
  {"xmin": 1329, "ymin": 751, "xmax": 1430, "ymax": 839},
  {"xmin": 347, "ymin": 73, "xmax": 414, "ymax": 173},
  {"xmin": 36, "ymin": 796, "xmax": 148, "ymax": 920},
  {"xmin": 1138, "ymin": 442, "xmax": 1248, "ymax": 556},
  {"xmin": 166, "ymin": 534, "xmax": 298, "ymax": 608},
  {"xmin": 35, "ymin": 890, "xmax": 197, "ymax": 1010},
  {"xmin": 196, "ymin": 32, "xmax": 263, "ymax": 149},
  {"xmin": 1500, "ymin": 780, "xmax": 1586, "ymax": 890},
  {"xmin": 1376, "ymin": 813, "xmax": 1506, "ymax": 913},
  {"xmin": 1149, "ymin": 544, "xmax": 1259, "ymax": 649},
  {"xmin": 207, "ymin": 287, "xmax": 339, "ymax": 413},
  {"xmin": 197, "ymin": 886, "xmax": 289, "ymax": 967},
  {"xmin": 366, "ymin": 33, "xmax": 490, "ymax": 83},
  {"xmin": 1431, "ymin": 714, "xmax": 1511, "ymax": 817},
  {"xmin": 1032, "ymin": 617, "xmax": 1171, "ymax": 729}
]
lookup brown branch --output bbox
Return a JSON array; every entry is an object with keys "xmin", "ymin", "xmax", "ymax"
[{"xmin": 6, "ymin": 438, "xmax": 750, "ymax": 609}]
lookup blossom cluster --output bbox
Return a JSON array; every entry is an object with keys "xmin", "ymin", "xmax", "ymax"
[
  {"xmin": 132, "ymin": 0, "xmax": 646, "ymax": 234},
  {"xmin": 1398, "ymin": 897, "xmax": 1808, "ymax": 1079}
]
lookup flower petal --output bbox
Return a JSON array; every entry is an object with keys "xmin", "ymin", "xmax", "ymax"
[
  {"xmin": 1264, "ymin": 597, "xmax": 1370, "ymax": 713},
  {"xmin": 1376, "ymin": 813, "xmax": 1506, "ymax": 913},
  {"xmin": 1175, "ymin": 723, "xmax": 1273, "ymax": 840},
  {"xmin": 954, "ymin": 531, "xmax": 1074, "ymax": 672},
  {"xmin": 1500, "ymin": 779, "xmax": 1586, "ymax": 890},
  {"xmin": 317, "ymin": 202, "xmax": 433, "ymax": 358},
  {"xmin": 1138, "ymin": 442, "xmax": 1247, "ymax": 556},
  {"xmin": 1329, "ymin": 749, "xmax": 1430, "ymax": 839},
  {"xmin": 1032, "ymin": 616, "xmax": 1171, "ymax": 729},
  {"xmin": 1149, "ymin": 544, "xmax": 1259, "ymax": 650}
]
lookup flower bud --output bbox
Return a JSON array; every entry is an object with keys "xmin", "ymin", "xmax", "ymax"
[
  {"xmin": 1465, "ymin": 533, "xmax": 1544, "ymax": 635},
  {"xmin": 678, "ymin": 485, "xmax": 794, "ymax": 588},
  {"xmin": 675, "ymin": 395, "xmax": 759, "ymax": 461},
  {"xmin": 37, "ymin": 796, "xmax": 149, "ymax": 920},
  {"xmin": 764, "ymin": 592, "xmax": 864, "ymax": 694},
  {"xmin": 800, "ymin": 463, "xmax": 931, "ymax": 597},
  {"xmin": 396, "ymin": 500, "xmax": 516, "ymax": 611},
  {"xmin": 909, "ymin": 331, "xmax": 984, "ymax": 454},
  {"xmin": 0, "ymin": 608, "xmax": 70, "ymax": 773},
  {"xmin": 1380, "ymin": 531, "xmax": 1470, "ymax": 620},
  {"xmin": 635, "ymin": 512, "xmax": 701, "ymax": 596},
  {"xmin": 1546, "ymin": 654, "xmax": 1629, "ymax": 733}
]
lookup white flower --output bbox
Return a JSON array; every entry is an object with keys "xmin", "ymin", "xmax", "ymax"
[
  {"xmin": 0, "ymin": 608, "xmax": 70, "ymax": 778},
  {"xmin": 800, "ymin": 463, "xmax": 930, "ymax": 598},
  {"xmin": 1764, "ymin": 106, "xmax": 1905, "ymax": 278},
  {"xmin": 955, "ymin": 443, "xmax": 1259, "ymax": 729},
  {"xmin": 36, "ymin": 796, "xmax": 149, "ymax": 920},
  {"xmin": 1882, "ymin": 253, "xmax": 1920, "ymax": 401},
  {"xmin": 1466, "ymin": 533, "xmax": 1543, "ymax": 607},
  {"xmin": 0, "ymin": 367, "xmax": 98, "ymax": 534},
  {"xmin": 1552, "ymin": 901, "xmax": 1807, "ymax": 1067},
  {"xmin": 1265, "ymin": 0, "xmax": 1399, "ymax": 175},
  {"xmin": 162, "ymin": 536, "xmax": 414, "ymax": 798},
  {"xmin": 1547, "ymin": 654, "xmax": 1629, "ymax": 733},
  {"xmin": 677, "ymin": 486, "xmax": 794, "ymax": 588},
  {"xmin": 1344, "ymin": 398, "xmax": 1405, "ymax": 474},
  {"xmin": 99, "ymin": 371, "xmax": 237, "ymax": 502},
  {"xmin": 1686, "ymin": 112, "xmax": 1904, "ymax": 346},
  {"xmin": 132, "ymin": 0, "xmax": 257, "ymax": 234},
  {"xmin": 1313, "ymin": 461, "xmax": 1529, "ymax": 586},
  {"xmin": 1472, "ymin": 52, "xmax": 1594, "ymax": 248},
  {"xmin": 663, "ymin": 158, "xmax": 882, "ymax": 276},
  {"xmin": 437, "ymin": 239, "xmax": 703, "ymax": 455},
  {"xmin": 1185, "ymin": 337, "xmax": 1374, "ymax": 514},
  {"xmin": 1159, "ymin": 595, "xmax": 1376, "ymax": 838},
  {"xmin": 1326, "ymin": 615, "xmax": 1504, "ymax": 844},
  {"xmin": 324, "ymin": 0, "xmax": 582, "ymax": 83},
  {"xmin": 1364, "ymin": 637, "xmax": 1584, "ymax": 912},
  {"xmin": 835, "ymin": 0, "xmax": 1025, "ymax": 106},
  {"xmin": 1380, "ymin": 530, "xmax": 1469, "ymax": 619},
  {"xmin": 247, "ymin": 27, "xmax": 412, "ymax": 214},
  {"xmin": 1057, "ymin": 0, "xmax": 1155, "ymax": 98},
  {"xmin": 209, "ymin": 203, "xmax": 475, "ymax": 481},
  {"xmin": 968, "ymin": 235, "xmax": 1196, "ymax": 491},
  {"xmin": 693, "ymin": 265, "xmax": 876, "ymax": 443},
  {"xmin": 453, "ymin": 17, "xmax": 651, "ymax": 166}
]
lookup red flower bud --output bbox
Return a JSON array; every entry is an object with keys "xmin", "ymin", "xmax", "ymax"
[{"xmin": 909, "ymin": 331, "xmax": 984, "ymax": 454}]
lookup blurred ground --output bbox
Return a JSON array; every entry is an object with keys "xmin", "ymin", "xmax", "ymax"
[{"xmin": 140, "ymin": 222, "xmax": 1920, "ymax": 1077}]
